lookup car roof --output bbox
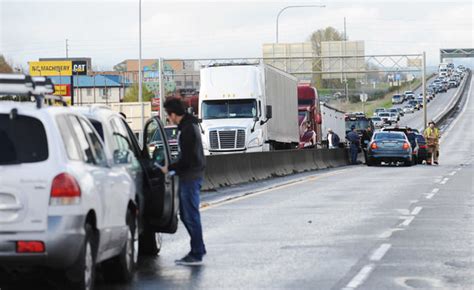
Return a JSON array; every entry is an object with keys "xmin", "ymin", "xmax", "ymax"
[{"xmin": 70, "ymin": 105, "xmax": 123, "ymax": 123}]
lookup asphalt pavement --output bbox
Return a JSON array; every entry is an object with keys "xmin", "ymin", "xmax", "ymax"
[{"xmin": 94, "ymin": 76, "xmax": 473, "ymax": 289}]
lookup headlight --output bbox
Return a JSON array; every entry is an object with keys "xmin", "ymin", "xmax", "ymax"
[{"xmin": 247, "ymin": 137, "xmax": 262, "ymax": 148}]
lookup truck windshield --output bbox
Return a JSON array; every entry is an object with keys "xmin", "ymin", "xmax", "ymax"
[{"xmin": 202, "ymin": 99, "xmax": 257, "ymax": 119}]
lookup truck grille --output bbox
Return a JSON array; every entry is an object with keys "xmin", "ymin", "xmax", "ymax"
[{"xmin": 209, "ymin": 129, "xmax": 246, "ymax": 150}]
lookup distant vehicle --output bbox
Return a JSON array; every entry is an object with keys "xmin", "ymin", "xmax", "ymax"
[
  {"xmin": 448, "ymin": 80, "xmax": 458, "ymax": 88},
  {"xmin": 416, "ymin": 99, "xmax": 424, "ymax": 108},
  {"xmin": 381, "ymin": 126, "xmax": 419, "ymax": 163},
  {"xmin": 388, "ymin": 112, "xmax": 399, "ymax": 123},
  {"xmin": 366, "ymin": 131, "xmax": 414, "ymax": 166},
  {"xmin": 373, "ymin": 108, "xmax": 386, "ymax": 116},
  {"xmin": 403, "ymin": 91, "xmax": 415, "ymax": 100},
  {"xmin": 345, "ymin": 114, "xmax": 374, "ymax": 140},
  {"xmin": 378, "ymin": 112, "xmax": 391, "ymax": 124},
  {"xmin": 387, "ymin": 108, "xmax": 400, "ymax": 121},
  {"xmin": 392, "ymin": 94, "xmax": 403, "ymax": 104},
  {"xmin": 396, "ymin": 107, "xmax": 405, "ymax": 117},
  {"xmin": 371, "ymin": 116, "xmax": 384, "ymax": 128},
  {"xmin": 418, "ymin": 93, "xmax": 429, "ymax": 103},
  {"xmin": 403, "ymin": 105, "xmax": 415, "ymax": 114},
  {"xmin": 408, "ymin": 100, "xmax": 420, "ymax": 110}
]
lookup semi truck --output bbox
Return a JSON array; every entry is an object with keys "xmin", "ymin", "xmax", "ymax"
[
  {"xmin": 297, "ymin": 84, "xmax": 322, "ymax": 148},
  {"xmin": 198, "ymin": 63, "xmax": 299, "ymax": 155},
  {"xmin": 320, "ymin": 102, "xmax": 345, "ymax": 147}
]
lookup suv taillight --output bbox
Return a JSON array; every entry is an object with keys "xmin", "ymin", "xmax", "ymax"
[
  {"xmin": 50, "ymin": 173, "xmax": 81, "ymax": 205},
  {"xmin": 371, "ymin": 142, "xmax": 378, "ymax": 150}
]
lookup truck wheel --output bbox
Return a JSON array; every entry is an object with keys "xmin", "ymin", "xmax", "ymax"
[
  {"xmin": 139, "ymin": 229, "xmax": 162, "ymax": 256},
  {"xmin": 102, "ymin": 210, "xmax": 138, "ymax": 283},
  {"xmin": 67, "ymin": 224, "xmax": 97, "ymax": 290}
]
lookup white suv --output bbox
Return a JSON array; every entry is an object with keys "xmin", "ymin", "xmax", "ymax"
[{"xmin": 0, "ymin": 102, "xmax": 137, "ymax": 289}]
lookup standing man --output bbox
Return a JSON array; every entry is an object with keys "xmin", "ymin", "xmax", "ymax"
[
  {"xmin": 424, "ymin": 121, "xmax": 440, "ymax": 165},
  {"xmin": 327, "ymin": 128, "xmax": 340, "ymax": 149},
  {"xmin": 160, "ymin": 98, "xmax": 207, "ymax": 265},
  {"xmin": 346, "ymin": 125, "xmax": 360, "ymax": 165}
]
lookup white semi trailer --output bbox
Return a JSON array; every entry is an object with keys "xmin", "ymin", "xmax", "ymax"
[
  {"xmin": 320, "ymin": 102, "xmax": 346, "ymax": 145},
  {"xmin": 198, "ymin": 63, "xmax": 299, "ymax": 155}
]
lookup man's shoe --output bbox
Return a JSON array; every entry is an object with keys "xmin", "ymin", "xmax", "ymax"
[
  {"xmin": 434, "ymin": 161, "xmax": 439, "ymax": 165},
  {"xmin": 175, "ymin": 254, "xmax": 203, "ymax": 266}
]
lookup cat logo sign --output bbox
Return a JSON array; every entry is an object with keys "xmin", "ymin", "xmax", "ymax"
[{"xmin": 72, "ymin": 61, "xmax": 88, "ymax": 75}]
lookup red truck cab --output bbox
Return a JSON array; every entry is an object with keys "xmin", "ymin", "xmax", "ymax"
[{"xmin": 297, "ymin": 84, "xmax": 322, "ymax": 148}]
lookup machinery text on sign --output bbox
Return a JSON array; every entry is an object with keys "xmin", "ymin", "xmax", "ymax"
[{"xmin": 29, "ymin": 61, "xmax": 72, "ymax": 76}]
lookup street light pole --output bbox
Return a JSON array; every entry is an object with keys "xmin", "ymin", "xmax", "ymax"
[
  {"xmin": 138, "ymin": 0, "xmax": 144, "ymax": 133},
  {"xmin": 276, "ymin": 5, "xmax": 325, "ymax": 43}
]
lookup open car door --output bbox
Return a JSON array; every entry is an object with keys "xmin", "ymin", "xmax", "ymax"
[{"xmin": 141, "ymin": 117, "xmax": 179, "ymax": 234}]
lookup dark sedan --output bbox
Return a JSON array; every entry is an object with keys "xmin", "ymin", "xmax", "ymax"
[
  {"xmin": 367, "ymin": 131, "xmax": 414, "ymax": 166},
  {"xmin": 415, "ymin": 134, "xmax": 428, "ymax": 164}
]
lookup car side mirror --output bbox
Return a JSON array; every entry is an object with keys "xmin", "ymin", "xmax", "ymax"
[
  {"xmin": 113, "ymin": 149, "xmax": 132, "ymax": 165},
  {"xmin": 265, "ymin": 105, "xmax": 272, "ymax": 119}
]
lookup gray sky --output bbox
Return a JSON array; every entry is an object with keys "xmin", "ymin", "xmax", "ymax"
[{"xmin": 1, "ymin": 0, "xmax": 473, "ymax": 70}]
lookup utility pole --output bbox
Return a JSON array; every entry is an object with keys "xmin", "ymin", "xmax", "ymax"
[
  {"xmin": 65, "ymin": 39, "xmax": 69, "ymax": 58},
  {"xmin": 138, "ymin": 0, "xmax": 144, "ymax": 133},
  {"xmin": 343, "ymin": 17, "xmax": 348, "ymax": 102},
  {"xmin": 422, "ymin": 51, "xmax": 427, "ymax": 129}
]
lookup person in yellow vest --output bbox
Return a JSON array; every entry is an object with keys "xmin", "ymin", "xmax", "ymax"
[{"xmin": 424, "ymin": 121, "xmax": 440, "ymax": 165}]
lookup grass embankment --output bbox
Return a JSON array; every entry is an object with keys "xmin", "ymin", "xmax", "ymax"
[{"xmin": 328, "ymin": 79, "xmax": 422, "ymax": 116}]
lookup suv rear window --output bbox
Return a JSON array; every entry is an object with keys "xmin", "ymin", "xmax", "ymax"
[{"xmin": 0, "ymin": 114, "xmax": 48, "ymax": 164}]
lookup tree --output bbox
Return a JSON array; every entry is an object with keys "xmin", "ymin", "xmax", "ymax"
[
  {"xmin": 0, "ymin": 55, "xmax": 13, "ymax": 73},
  {"xmin": 308, "ymin": 26, "xmax": 345, "ymax": 55},
  {"xmin": 123, "ymin": 83, "xmax": 154, "ymax": 102}
]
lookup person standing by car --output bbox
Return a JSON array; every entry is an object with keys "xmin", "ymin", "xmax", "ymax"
[
  {"xmin": 346, "ymin": 125, "xmax": 360, "ymax": 165},
  {"xmin": 327, "ymin": 128, "xmax": 340, "ymax": 149},
  {"xmin": 424, "ymin": 121, "xmax": 440, "ymax": 165},
  {"xmin": 406, "ymin": 127, "xmax": 417, "ymax": 149},
  {"xmin": 160, "ymin": 98, "xmax": 207, "ymax": 265}
]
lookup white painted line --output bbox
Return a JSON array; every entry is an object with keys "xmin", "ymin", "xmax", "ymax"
[
  {"xmin": 370, "ymin": 244, "xmax": 392, "ymax": 261},
  {"xmin": 426, "ymin": 193, "xmax": 435, "ymax": 199},
  {"xmin": 440, "ymin": 177, "xmax": 449, "ymax": 185},
  {"xmin": 432, "ymin": 188, "xmax": 440, "ymax": 193},
  {"xmin": 344, "ymin": 264, "xmax": 375, "ymax": 289},
  {"xmin": 434, "ymin": 179, "xmax": 442, "ymax": 183},
  {"xmin": 378, "ymin": 228, "xmax": 404, "ymax": 239},
  {"xmin": 449, "ymin": 171, "xmax": 457, "ymax": 176},
  {"xmin": 410, "ymin": 200, "xmax": 419, "ymax": 204},
  {"xmin": 411, "ymin": 206, "xmax": 423, "ymax": 216},
  {"xmin": 400, "ymin": 216, "xmax": 415, "ymax": 227},
  {"xmin": 396, "ymin": 209, "xmax": 410, "ymax": 215}
]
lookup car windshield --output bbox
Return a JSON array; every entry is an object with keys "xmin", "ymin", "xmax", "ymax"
[
  {"xmin": 372, "ymin": 117, "xmax": 381, "ymax": 121},
  {"xmin": 0, "ymin": 114, "xmax": 48, "ymax": 165},
  {"xmin": 374, "ymin": 132, "xmax": 405, "ymax": 140},
  {"xmin": 345, "ymin": 119, "xmax": 370, "ymax": 131},
  {"xmin": 202, "ymin": 99, "xmax": 257, "ymax": 119},
  {"xmin": 165, "ymin": 127, "xmax": 178, "ymax": 141},
  {"xmin": 379, "ymin": 113, "xmax": 389, "ymax": 117}
]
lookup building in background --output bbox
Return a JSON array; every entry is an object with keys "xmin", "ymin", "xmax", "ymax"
[
  {"xmin": 262, "ymin": 42, "xmax": 314, "ymax": 81},
  {"xmin": 49, "ymin": 75, "xmax": 126, "ymax": 105},
  {"xmin": 113, "ymin": 59, "xmax": 200, "ymax": 98}
]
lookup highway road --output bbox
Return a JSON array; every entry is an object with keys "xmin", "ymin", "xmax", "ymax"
[
  {"xmin": 92, "ymin": 76, "xmax": 473, "ymax": 289},
  {"xmin": 396, "ymin": 77, "xmax": 461, "ymax": 131}
]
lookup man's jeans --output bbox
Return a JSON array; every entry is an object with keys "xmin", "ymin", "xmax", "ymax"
[
  {"xmin": 350, "ymin": 144, "xmax": 358, "ymax": 164},
  {"xmin": 179, "ymin": 178, "xmax": 206, "ymax": 259}
]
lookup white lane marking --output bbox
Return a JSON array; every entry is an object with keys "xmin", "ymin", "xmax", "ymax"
[
  {"xmin": 400, "ymin": 216, "xmax": 415, "ymax": 227},
  {"xmin": 434, "ymin": 178, "xmax": 442, "ymax": 183},
  {"xmin": 426, "ymin": 193, "xmax": 435, "ymax": 199},
  {"xmin": 449, "ymin": 171, "xmax": 457, "ymax": 176},
  {"xmin": 440, "ymin": 177, "xmax": 449, "ymax": 185},
  {"xmin": 411, "ymin": 206, "xmax": 423, "ymax": 216},
  {"xmin": 343, "ymin": 264, "xmax": 375, "ymax": 289},
  {"xmin": 410, "ymin": 200, "xmax": 419, "ymax": 204},
  {"xmin": 432, "ymin": 188, "xmax": 440, "ymax": 193},
  {"xmin": 456, "ymin": 167, "xmax": 462, "ymax": 171},
  {"xmin": 370, "ymin": 244, "xmax": 392, "ymax": 261},
  {"xmin": 396, "ymin": 209, "xmax": 410, "ymax": 215},
  {"xmin": 378, "ymin": 228, "xmax": 404, "ymax": 239}
]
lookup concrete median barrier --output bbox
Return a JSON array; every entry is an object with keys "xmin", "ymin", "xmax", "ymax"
[{"xmin": 203, "ymin": 147, "xmax": 350, "ymax": 191}]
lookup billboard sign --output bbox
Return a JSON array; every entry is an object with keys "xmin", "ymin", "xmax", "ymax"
[
  {"xmin": 72, "ymin": 61, "xmax": 88, "ymax": 75},
  {"xmin": 29, "ymin": 61, "xmax": 72, "ymax": 76},
  {"xmin": 53, "ymin": 84, "xmax": 71, "ymax": 96}
]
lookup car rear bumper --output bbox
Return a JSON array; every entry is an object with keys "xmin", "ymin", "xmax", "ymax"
[
  {"xmin": 0, "ymin": 215, "xmax": 86, "ymax": 269},
  {"xmin": 368, "ymin": 151, "xmax": 411, "ymax": 162}
]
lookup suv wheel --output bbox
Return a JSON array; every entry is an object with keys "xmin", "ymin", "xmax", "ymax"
[
  {"xmin": 68, "ymin": 224, "xmax": 96, "ymax": 290},
  {"xmin": 102, "ymin": 210, "xmax": 138, "ymax": 283}
]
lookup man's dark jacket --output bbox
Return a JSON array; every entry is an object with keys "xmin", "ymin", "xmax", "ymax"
[{"xmin": 169, "ymin": 114, "xmax": 206, "ymax": 181}]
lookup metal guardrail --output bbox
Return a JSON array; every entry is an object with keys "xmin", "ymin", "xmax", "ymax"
[{"xmin": 433, "ymin": 70, "xmax": 471, "ymax": 127}]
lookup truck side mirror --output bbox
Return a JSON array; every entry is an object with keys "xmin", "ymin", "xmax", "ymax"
[{"xmin": 265, "ymin": 105, "xmax": 272, "ymax": 119}]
